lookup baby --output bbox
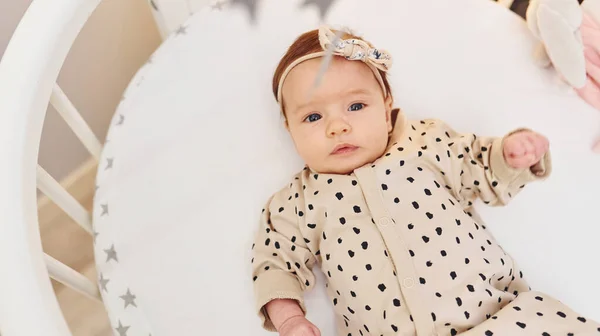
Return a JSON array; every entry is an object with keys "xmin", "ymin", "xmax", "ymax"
[{"xmin": 251, "ymin": 26, "xmax": 600, "ymax": 336}]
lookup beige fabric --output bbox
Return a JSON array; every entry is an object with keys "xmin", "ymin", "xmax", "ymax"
[
  {"xmin": 276, "ymin": 25, "xmax": 392, "ymax": 110},
  {"xmin": 251, "ymin": 114, "xmax": 600, "ymax": 335}
]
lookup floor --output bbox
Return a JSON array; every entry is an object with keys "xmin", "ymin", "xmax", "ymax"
[{"xmin": 40, "ymin": 191, "xmax": 112, "ymax": 336}]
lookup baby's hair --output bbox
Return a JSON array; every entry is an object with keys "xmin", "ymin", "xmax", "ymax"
[{"xmin": 272, "ymin": 28, "xmax": 393, "ymax": 116}]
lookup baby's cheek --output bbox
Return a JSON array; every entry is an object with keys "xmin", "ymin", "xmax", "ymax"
[
  {"xmin": 372, "ymin": 124, "xmax": 392, "ymax": 148},
  {"xmin": 298, "ymin": 139, "xmax": 328, "ymax": 165},
  {"xmin": 297, "ymin": 142, "xmax": 317, "ymax": 160}
]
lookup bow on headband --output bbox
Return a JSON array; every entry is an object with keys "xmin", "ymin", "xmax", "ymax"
[
  {"xmin": 276, "ymin": 25, "xmax": 394, "ymax": 110},
  {"xmin": 318, "ymin": 26, "xmax": 393, "ymax": 72}
]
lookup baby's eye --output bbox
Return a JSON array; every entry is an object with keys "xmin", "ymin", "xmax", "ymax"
[
  {"xmin": 349, "ymin": 103, "xmax": 365, "ymax": 111},
  {"xmin": 305, "ymin": 113, "xmax": 322, "ymax": 123}
]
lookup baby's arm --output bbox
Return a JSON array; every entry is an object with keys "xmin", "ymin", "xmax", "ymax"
[
  {"xmin": 251, "ymin": 188, "xmax": 319, "ymax": 334},
  {"xmin": 431, "ymin": 120, "xmax": 551, "ymax": 207}
]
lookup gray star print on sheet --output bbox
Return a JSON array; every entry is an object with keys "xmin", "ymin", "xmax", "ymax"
[
  {"xmin": 104, "ymin": 244, "xmax": 119, "ymax": 263},
  {"xmin": 93, "ymin": 230, "xmax": 99, "ymax": 243},
  {"xmin": 105, "ymin": 158, "xmax": 114, "ymax": 170},
  {"xmin": 116, "ymin": 114, "xmax": 125, "ymax": 125},
  {"xmin": 136, "ymin": 76, "xmax": 145, "ymax": 87},
  {"xmin": 100, "ymin": 204, "xmax": 109, "ymax": 216},
  {"xmin": 230, "ymin": 0, "xmax": 260, "ymax": 22},
  {"xmin": 301, "ymin": 0, "xmax": 336, "ymax": 20},
  {"xmin": 120, "ymin": 288, "xmax": 138, "ymax": 309},
  {"xmin": 175, "ymin": 25, "xmax": 187, "ymax": 35},
  {"xmin": 98, "ymin": 273, "xmax": 110, "ymax": 292},
  {"xmin": 115, "ymin": 320, "xmax": 130, "ymax": 336}
]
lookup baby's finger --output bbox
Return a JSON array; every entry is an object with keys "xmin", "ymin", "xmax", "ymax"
[
  {"xmin": 508, "ymin": 154, "xmax": 536, "ymax": 168},
  {"xmin": 535, "ymin": 134, "xmax": 549, "ymax": 156},
  {"xmin": 505, "ymin": 138, "xmax": 525, "ymax": 157},
  {"xmin": 525, "ymin": 133, "xmax": 543, "ymax": 158},
  {"xmin": 522, "ymin": 135, "xmax": 536, "ymax": 155}
]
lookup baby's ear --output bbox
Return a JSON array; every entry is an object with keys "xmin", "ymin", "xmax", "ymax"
[
  {"xmin": 385, "ymin": 95, "xmax": 394, "ymax": 111},
  {"xmin": 384, "ymin": 95, "xmax": 394, "ymax": 121},
  {"xmin": 389, "ymin": 108, "xmax": 400, "ymax": 133}
]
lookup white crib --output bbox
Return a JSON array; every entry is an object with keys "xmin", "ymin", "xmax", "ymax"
[
  {"xmin": 0, "ymin": 1, "xmax": 111, "ymax": 334},
  {"xmin": 3, "ymin": 0, "xmax": 598, "ymax": 335},
  {"xmin": 0, "ymin": 0, "xmax": 216, "ymax": 334}
]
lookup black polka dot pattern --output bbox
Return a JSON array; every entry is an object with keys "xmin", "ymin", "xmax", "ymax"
[{"xmin": 249, "ymin": 118, "xmax": 589, "ymax": 335}]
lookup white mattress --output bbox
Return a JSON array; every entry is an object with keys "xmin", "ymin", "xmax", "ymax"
[{"xmin": 92, "ymin": 0, "xmax": 600, "ymax": 334}]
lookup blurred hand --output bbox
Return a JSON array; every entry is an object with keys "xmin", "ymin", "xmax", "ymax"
[{"xmin": 503, "ymin": 130, "xmax": 549, "ymax": 169}]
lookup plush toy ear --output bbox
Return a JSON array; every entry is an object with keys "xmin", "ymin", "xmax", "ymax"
[
  {"xmin": 533, "ymin": 43, "xmax": 553, "ymax": 67},
  {"xmin": 528, "ymin": 0, "xmax": 584, "ymax": 33},
  {"xmin": 527, "ymin": 0, "xmax": 543, "ymax": 38},
  {"xmin": 527, "ymin": 0, "xmax": 587, "ymax": 88}
]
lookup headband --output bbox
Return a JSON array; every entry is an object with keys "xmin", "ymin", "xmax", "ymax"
[{"xmin": 276, "ymin": 25, "xmax": 393, "ymax": 110}]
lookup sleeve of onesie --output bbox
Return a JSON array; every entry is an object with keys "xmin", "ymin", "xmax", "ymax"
[
  {"xmin": 251, "ymin": 188, "xmax": 317, "ymax": 332},
  {"xmin": 433, "ymin": 120, "xmax": 552, "ymax": 207}
]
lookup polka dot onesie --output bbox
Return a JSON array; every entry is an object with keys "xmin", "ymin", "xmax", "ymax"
[{"xmin": 251, "ymin": 115, "xmax": 600, "ymax": 335}]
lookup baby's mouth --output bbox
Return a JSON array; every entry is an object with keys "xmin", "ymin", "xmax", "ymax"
[{"xmin": 331, "ymin": 144, "xmax": 359, "ymax": 155}]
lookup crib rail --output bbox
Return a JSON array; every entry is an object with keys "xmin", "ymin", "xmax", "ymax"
[
  {"xmin": 36, "ymin": 165, "xmax": 94, "ymax": 235},
  {"xmin": 45, "ymin": 254, "xmax": 101, "ymax": 301},
  {"xmin": 0, "ymin": 0, "xmax": 105, "ymax": 335},
  {"xmin": 50, "ymin": 85, "xmax": 103, "ymax": 161}
]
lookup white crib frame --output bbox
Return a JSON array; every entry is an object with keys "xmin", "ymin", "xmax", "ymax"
[
  {"xmin": 0, "ymin": 0, "xmax": 115, "ymax": 335},
  {"xmin": 0, "ymin": 0, "xmax": 223, "ymax": 334}
]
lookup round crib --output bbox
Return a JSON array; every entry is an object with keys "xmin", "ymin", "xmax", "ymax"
[
  {"xmin": 0, "ymin": 1, "xmax": 105, "ymax": 335},
  {"xmin": 2, "ymin": 0, "xmax": 599, "ymax": 335}
]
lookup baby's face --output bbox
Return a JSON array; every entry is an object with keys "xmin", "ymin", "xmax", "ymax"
[{"xmin": 282, "ymin": 57, "xmax": 393, "ymax": 174}]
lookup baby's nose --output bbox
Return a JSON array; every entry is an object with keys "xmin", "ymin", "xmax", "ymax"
[
  {"xmin": 330, "ymin": 126, "xmax": 348, "ymax": 136},
  {"xmin": 328, "ymin": 119, "xmax": 351, "ymax": 136}
]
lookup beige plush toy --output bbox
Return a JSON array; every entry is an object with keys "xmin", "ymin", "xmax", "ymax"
[
  {"xmin": 527, "ymin": 0, "xmax": 586, "ymax": 87},
  {"xmin": 525, "ymin": 0, "xmax": 600, "ymax": 152}
]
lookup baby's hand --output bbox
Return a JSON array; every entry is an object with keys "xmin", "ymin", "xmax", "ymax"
[
  {"xmin": 278, "ymin": 316, "xmax": 321, "ymax": 336},
  {"xmin": 503, "ymin": 130, "xmax": 549, "ymax": 169}
]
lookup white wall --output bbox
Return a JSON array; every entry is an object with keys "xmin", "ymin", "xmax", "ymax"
[{"xmin": 0, "ymin": 0, "xmax": 162, "ymax": 181}]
